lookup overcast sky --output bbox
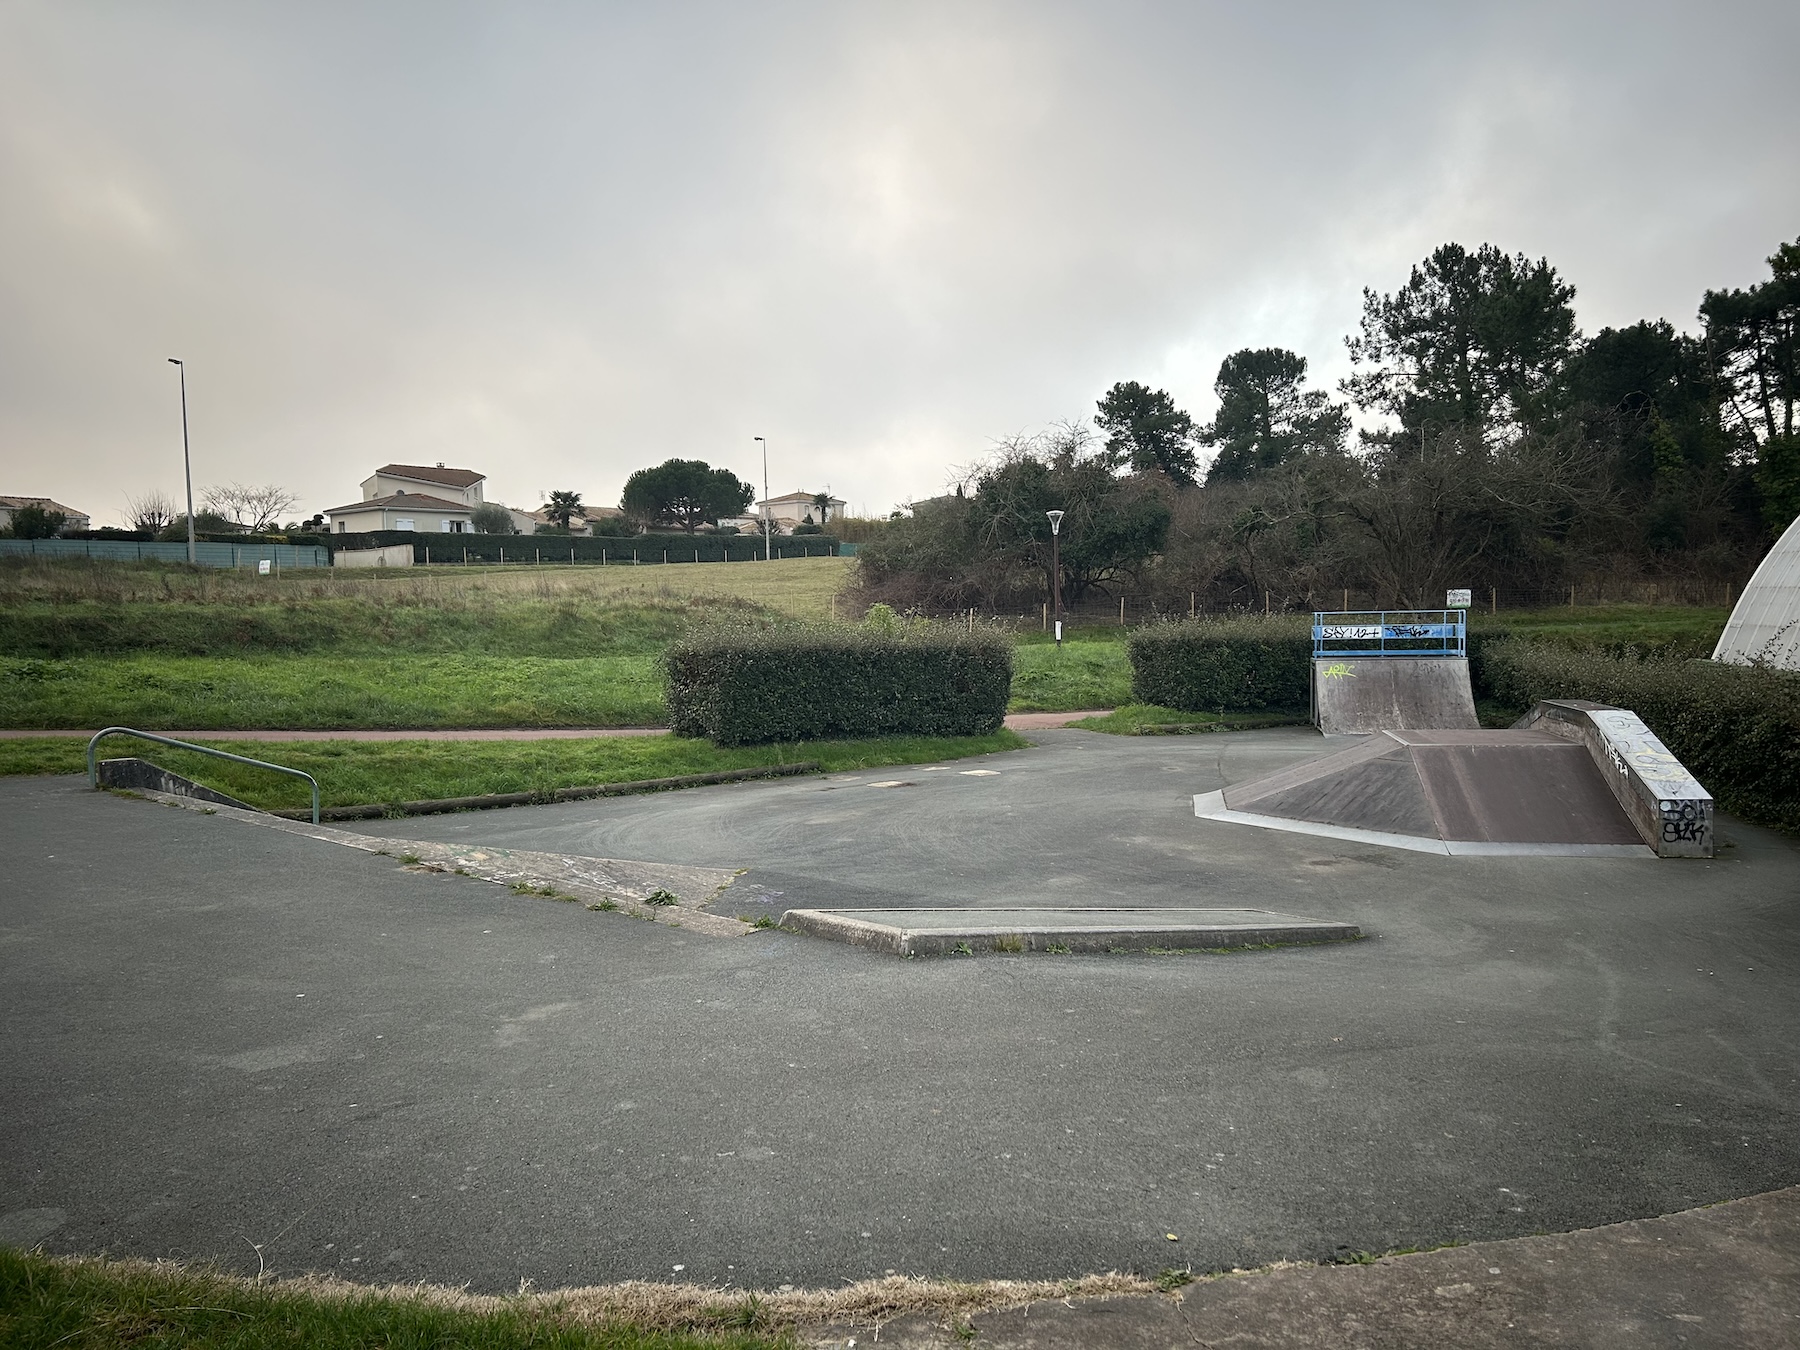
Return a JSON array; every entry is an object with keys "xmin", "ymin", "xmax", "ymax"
[{"xmin": 2, "ymin": 1, "xmax": 1795, "ymax": 526}]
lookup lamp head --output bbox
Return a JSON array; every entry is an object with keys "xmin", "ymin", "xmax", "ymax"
[
  {"xmin": 167, "ymin": 357, "xmax": 181, "ymax": 366},
  {"xmin": 1046, "ymin": 509, "xmax": 1064, "ymax": 535}
]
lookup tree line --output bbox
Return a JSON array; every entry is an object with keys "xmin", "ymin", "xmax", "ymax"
[{"xmin": 858, "ymin": 235, "xmax": 1799, "ymax": 611}]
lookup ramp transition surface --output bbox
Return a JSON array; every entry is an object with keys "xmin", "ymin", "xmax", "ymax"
[
  {"xmin": 1312, "ymin": 656, "xmax": 1479, "ymax": 734},
  {"xmin": 1197, "ymin": 729, "xmax": 1651, "ymax": 856}
]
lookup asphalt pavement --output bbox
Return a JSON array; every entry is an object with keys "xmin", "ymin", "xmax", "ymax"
[{"xmin": 2, "ymin": 727, "xmax": 1796, "ymax": 1297}]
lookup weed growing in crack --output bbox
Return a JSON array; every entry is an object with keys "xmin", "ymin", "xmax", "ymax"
[
  {"xmin": 644, "ymin": 888, "xmax": 679, "ymax": 907},
  {"xmin": 1155, "ymin": 1268, "xmax": 1193, "ymax": 1291},
  {"xmin": 950, "ymin": 941, "xmax": 974, "ymax": 956},
  {"xmin": 399, "ymin": 853, "xmax": 422, "ymax": 865},
  {"xmin": 586, "ymin": 899, "xmax": 619, "ymax": 912},
  {"xmin": 1047, "ymin": 944, "xmax": 1072, "ymax": 955}
]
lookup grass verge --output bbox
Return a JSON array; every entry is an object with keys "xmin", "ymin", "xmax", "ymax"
[
  {"xmin": 0, "ymin": 1247, "xmax": 788, "ymax": 1350},
  {"xmin": 0, "ymin": 1248, "xmax": 1173, "ymax": 1347},
  {"xmin": 1069, "ymin": 705, "xmax": 1309, "ymax": 735},
  {"xmin": 0, "ymin": 731, "xmax": 1029, "ymax": 812}
]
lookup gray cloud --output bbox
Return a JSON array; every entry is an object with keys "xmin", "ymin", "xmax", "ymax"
[{"xmin": 2, "ymin": 0, "xmax": 1795, "ymax": 525}]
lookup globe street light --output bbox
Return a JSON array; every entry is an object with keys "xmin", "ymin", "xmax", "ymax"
[
  {"xmin": 168, "ymin": 358, "xmax": 195, "ymax": 565},
  {"xmin": 1046, "ymin": 509, "xmax": 1064, "ymax": 647},
  {"xmin": 753, "ymin": 436, "xmax": 771, "ymax": 562}
]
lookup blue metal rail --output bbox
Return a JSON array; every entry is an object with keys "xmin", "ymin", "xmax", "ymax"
[
  {"xmin": 1312, "ymin": 610, "xmax": 1466, "ymax": 659},
  {"xmin": 87, "ymin": 726, "xmax": 320, "ymax": 825}
]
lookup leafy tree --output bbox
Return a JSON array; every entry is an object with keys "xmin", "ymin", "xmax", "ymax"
[
  {"xmin": 542, "ymin": 490, "xmax": 585, "ymax": 530},
  {"xmin": 469, "ymin": 502, "xmax": 519, "ymax": 534},
  {"xmin": 1701, "ymin": 236, "xmax": 1800, "ymax": 529},
  {"xmin": 1095, "ymin": 381, "xmax": 1199, "ymax": 484},
  {"xmin": 1343, "ymin": 242, "xmax": 1579, "ymax": 440},
  {"xmin": 6, "ymin": 505, "xmax": 66, "ymax": 538},
  {"xmin": 620, "ymin": 459, "xmax": 754, "ymax": 534},
  {"xmin": 1200, "ymin": 348, "xmax": 1349, "ymax": 483}
]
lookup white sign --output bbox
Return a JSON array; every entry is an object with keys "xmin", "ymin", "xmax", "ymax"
[
  {"xmin": 257, "ymin": 559, "xmax": 272, "ymax": 575},
  {"xmin": 1446, "ymin": 588, "xmax": 1472, "ymax": 608}
]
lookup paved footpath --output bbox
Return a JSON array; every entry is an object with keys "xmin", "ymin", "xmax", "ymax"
[
  {"xmin": 0, "ymin": 711, "xmax": 1107, "ymax": 740},
  {"xmin": 2, "ymin": 727, "xmax": 1796, "ymax": 1324}
]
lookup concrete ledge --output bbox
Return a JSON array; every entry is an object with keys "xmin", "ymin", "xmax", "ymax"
[
  {"xmin": 780, "ymin": 906, "xmax": 1362, "ymax": 956},
  {"xmin": 1517, "ymin": 700, "xmax": 1715, "ymax": 857},
  {"xmin": 96, "ymin": 757, "xmax": 255, "ymax": 811}
]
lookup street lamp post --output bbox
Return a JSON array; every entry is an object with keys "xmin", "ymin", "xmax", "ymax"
[
  {"xmin": 1046, "ymin": 509, "xmax": 1064, "ymax": 647},
  {"xmin": 168, "ymin": 358, "xmax": 195, "ymax": 565},
  {"xmin": 753, "ymin": 436, "xmax": 771, "ymax": 562}
]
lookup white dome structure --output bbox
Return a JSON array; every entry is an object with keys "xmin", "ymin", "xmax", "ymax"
[{"xmin": 1713, "ymin": 513, "xmax": 1800, "ymax": 670}]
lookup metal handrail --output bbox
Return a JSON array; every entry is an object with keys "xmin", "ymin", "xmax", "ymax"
[
  {"xmin": 1311, "ymin": 609, "xmax": 1466, "ymax": 659},
  {"xmin": 87, "ymin": 726, "xmax": 320, "ymax": 825}
]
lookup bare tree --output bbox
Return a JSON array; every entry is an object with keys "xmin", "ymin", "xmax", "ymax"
[
  {"xmin": 202, "ymin": 483, "xmax": 299, "ymax": 533},
  {"xmin": 125, "ymin": 489, "xmax": 177, "ymax": 535}
]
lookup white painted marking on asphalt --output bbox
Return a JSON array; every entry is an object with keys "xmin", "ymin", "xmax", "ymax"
[{"xmin": 960, "ymin": 769, "xmax": 1000, "ymax": 776}]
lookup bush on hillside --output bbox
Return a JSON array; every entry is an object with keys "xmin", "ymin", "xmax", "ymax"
[
  {"xmin": 1127, "ymin": 616, "xmax": 1312, "ymax": 712},
  {"xmin": 666, "ymin": 621, "xmax": 1013, "ymax": 745},
  {"xmin": 1482, "ymin": 640, "xmax": 1800, "ymax": 832}
]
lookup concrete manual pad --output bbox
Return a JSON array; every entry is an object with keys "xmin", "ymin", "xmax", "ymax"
[{"xmin": 780, "ymin": 906, "xmax": 1361, "ymax": 955}]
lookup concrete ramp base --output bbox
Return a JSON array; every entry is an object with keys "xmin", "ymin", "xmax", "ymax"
[
  {"xmin": 1313, "ymin": 658, "xmax": 1478, "ymax": 734},
  {"xmin": 1196, "ymin": 729, "xmax": 1655, "ymax": 858},
  {"xmin": 781, "ymin": 907, "xmax": 1361, "ymax": 956}
]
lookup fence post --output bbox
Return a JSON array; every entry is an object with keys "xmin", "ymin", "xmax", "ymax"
[
  {"xmin": 1490, "ymin": 587, "xmax": 1496, "ymax": 614},
  {"xmin": 1569, "ymin": 584, "xmax": 1575, "ymax": 609},
  {"xmin": 1120, "ymin": 596, "xmax": 1126, "ymax": 626},
  {"xmin": 1042, "ymin": 601, "xmax": 1048, "ymax": 632}
]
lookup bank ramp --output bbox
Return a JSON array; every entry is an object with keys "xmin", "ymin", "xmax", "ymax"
[{"xmin": 1196, "ymin": 699, "xmax": 1713, "ymax": 858}]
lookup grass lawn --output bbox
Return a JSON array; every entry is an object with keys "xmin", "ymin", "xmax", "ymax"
[
  {"xmin": 0, "ymin": 654, "xmax": 667, "ymax": 730},
  {"xmin": 1068, "ymin": 704, "xmax": 1309, "ymax": 734},
  {"xmin": 0, "ymin": 1248, "xmax": 787, "ymax": 1350},
  {"xmin": 1008, "ymin": 637, "xmax": 1134, "ymax": 711},
  {"xmin": 0, "ymin": 730, "xmax": 1029, "ymax": 811}
]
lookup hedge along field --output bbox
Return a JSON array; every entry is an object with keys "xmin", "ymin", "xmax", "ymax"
[
  {"xmin": 667, "ymin": 619, "xmax": 1013, "ymax": 745},
  {"xmin": 1480, "ymin": 642, "xmax": 1800, "ymax": 832}
]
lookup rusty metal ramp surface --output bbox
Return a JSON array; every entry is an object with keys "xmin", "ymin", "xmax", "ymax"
[{"xmin": 1200, "ymin": 730, "xmax": 1652, "ymax": 857}]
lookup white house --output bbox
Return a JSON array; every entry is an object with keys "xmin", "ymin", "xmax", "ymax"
[
  {"xmin": 361, "ymin": 464, "xmax": 486, "ymax": 506},
  {"xmin": 0, "ymin": 495, "xmax": 90, "ymax": 532},
  {"xmin": 323, "ymin": 490, "xmax": 473, "ymax": 534},
  {"xmin": 726, "ymin": 490, "xmax": 847, "ymax": 534}
]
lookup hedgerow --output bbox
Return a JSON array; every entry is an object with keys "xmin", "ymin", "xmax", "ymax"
[
  {"xmin": 1126, "ymin": 616, "xmax": 1312, "ymax": 712},
  {"xmin": 1481, "ymin": 640, "xmax": 1800, "ymax": 832},
  {"xmin": 665, "ymin": 619, "xmax": 1013, "ymax": 745}
]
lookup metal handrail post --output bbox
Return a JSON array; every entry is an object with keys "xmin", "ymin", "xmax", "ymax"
[{"xmin": 87, "ymin": 726, "xmax": 320, "ymax": 825}]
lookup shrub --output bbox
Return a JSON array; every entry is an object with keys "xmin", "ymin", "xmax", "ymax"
[
  {"xmin": 1127, "ymin": 615, "xmax": 1311, "ymax": 712},
  {"xmin": 666, "ymin": 620, "xmax": 1013, "ymax": 745},
  {"xmin": 1482, "ymin": 640, "xmax": 1800, "ymax": 832}
]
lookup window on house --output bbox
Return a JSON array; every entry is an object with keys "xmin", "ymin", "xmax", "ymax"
[
  {"xmin": 336, "ymin": 520, "xmax": 346, "ymax": 533},
  {"xmin": 394, "ymin": 518, "xmax": 415, "ymax": 531}
]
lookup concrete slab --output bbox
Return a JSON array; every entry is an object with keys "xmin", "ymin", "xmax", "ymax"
[{"xmin": 781, "ymin": 906, "xmax": 1362, "ymax": 955}]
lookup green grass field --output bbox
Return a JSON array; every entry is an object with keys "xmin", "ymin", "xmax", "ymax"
[{"xmin": 2, "ymin": 730, "xmax": 1028, "ymax": 811}]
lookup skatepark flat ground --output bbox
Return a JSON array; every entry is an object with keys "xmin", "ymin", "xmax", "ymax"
[{"xmin": 2, "ymin": 727, "xmax": 1796, "ymax": 1296}]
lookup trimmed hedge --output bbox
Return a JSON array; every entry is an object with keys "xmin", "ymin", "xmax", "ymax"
[
  {"xmin": 666, "ymin": 622, "xmax": 1013, "ymax": 745},
  {"xmin": 1127, "ymin": 616, "xmax": 1312, "ymax": 712},
  {"xmin": 1483, "ymin": 640, "xmax": 1800, "ymax": 833}
]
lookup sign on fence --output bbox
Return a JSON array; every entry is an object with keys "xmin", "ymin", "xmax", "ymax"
[{"xmin": 1446, "ymin": 588, "xmax": 1472, "ymax": 608}]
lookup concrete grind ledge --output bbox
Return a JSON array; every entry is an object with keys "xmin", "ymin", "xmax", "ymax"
[{"xmin": 780, "ymin": 906, "xmax": 1362, "ymax": 956}]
